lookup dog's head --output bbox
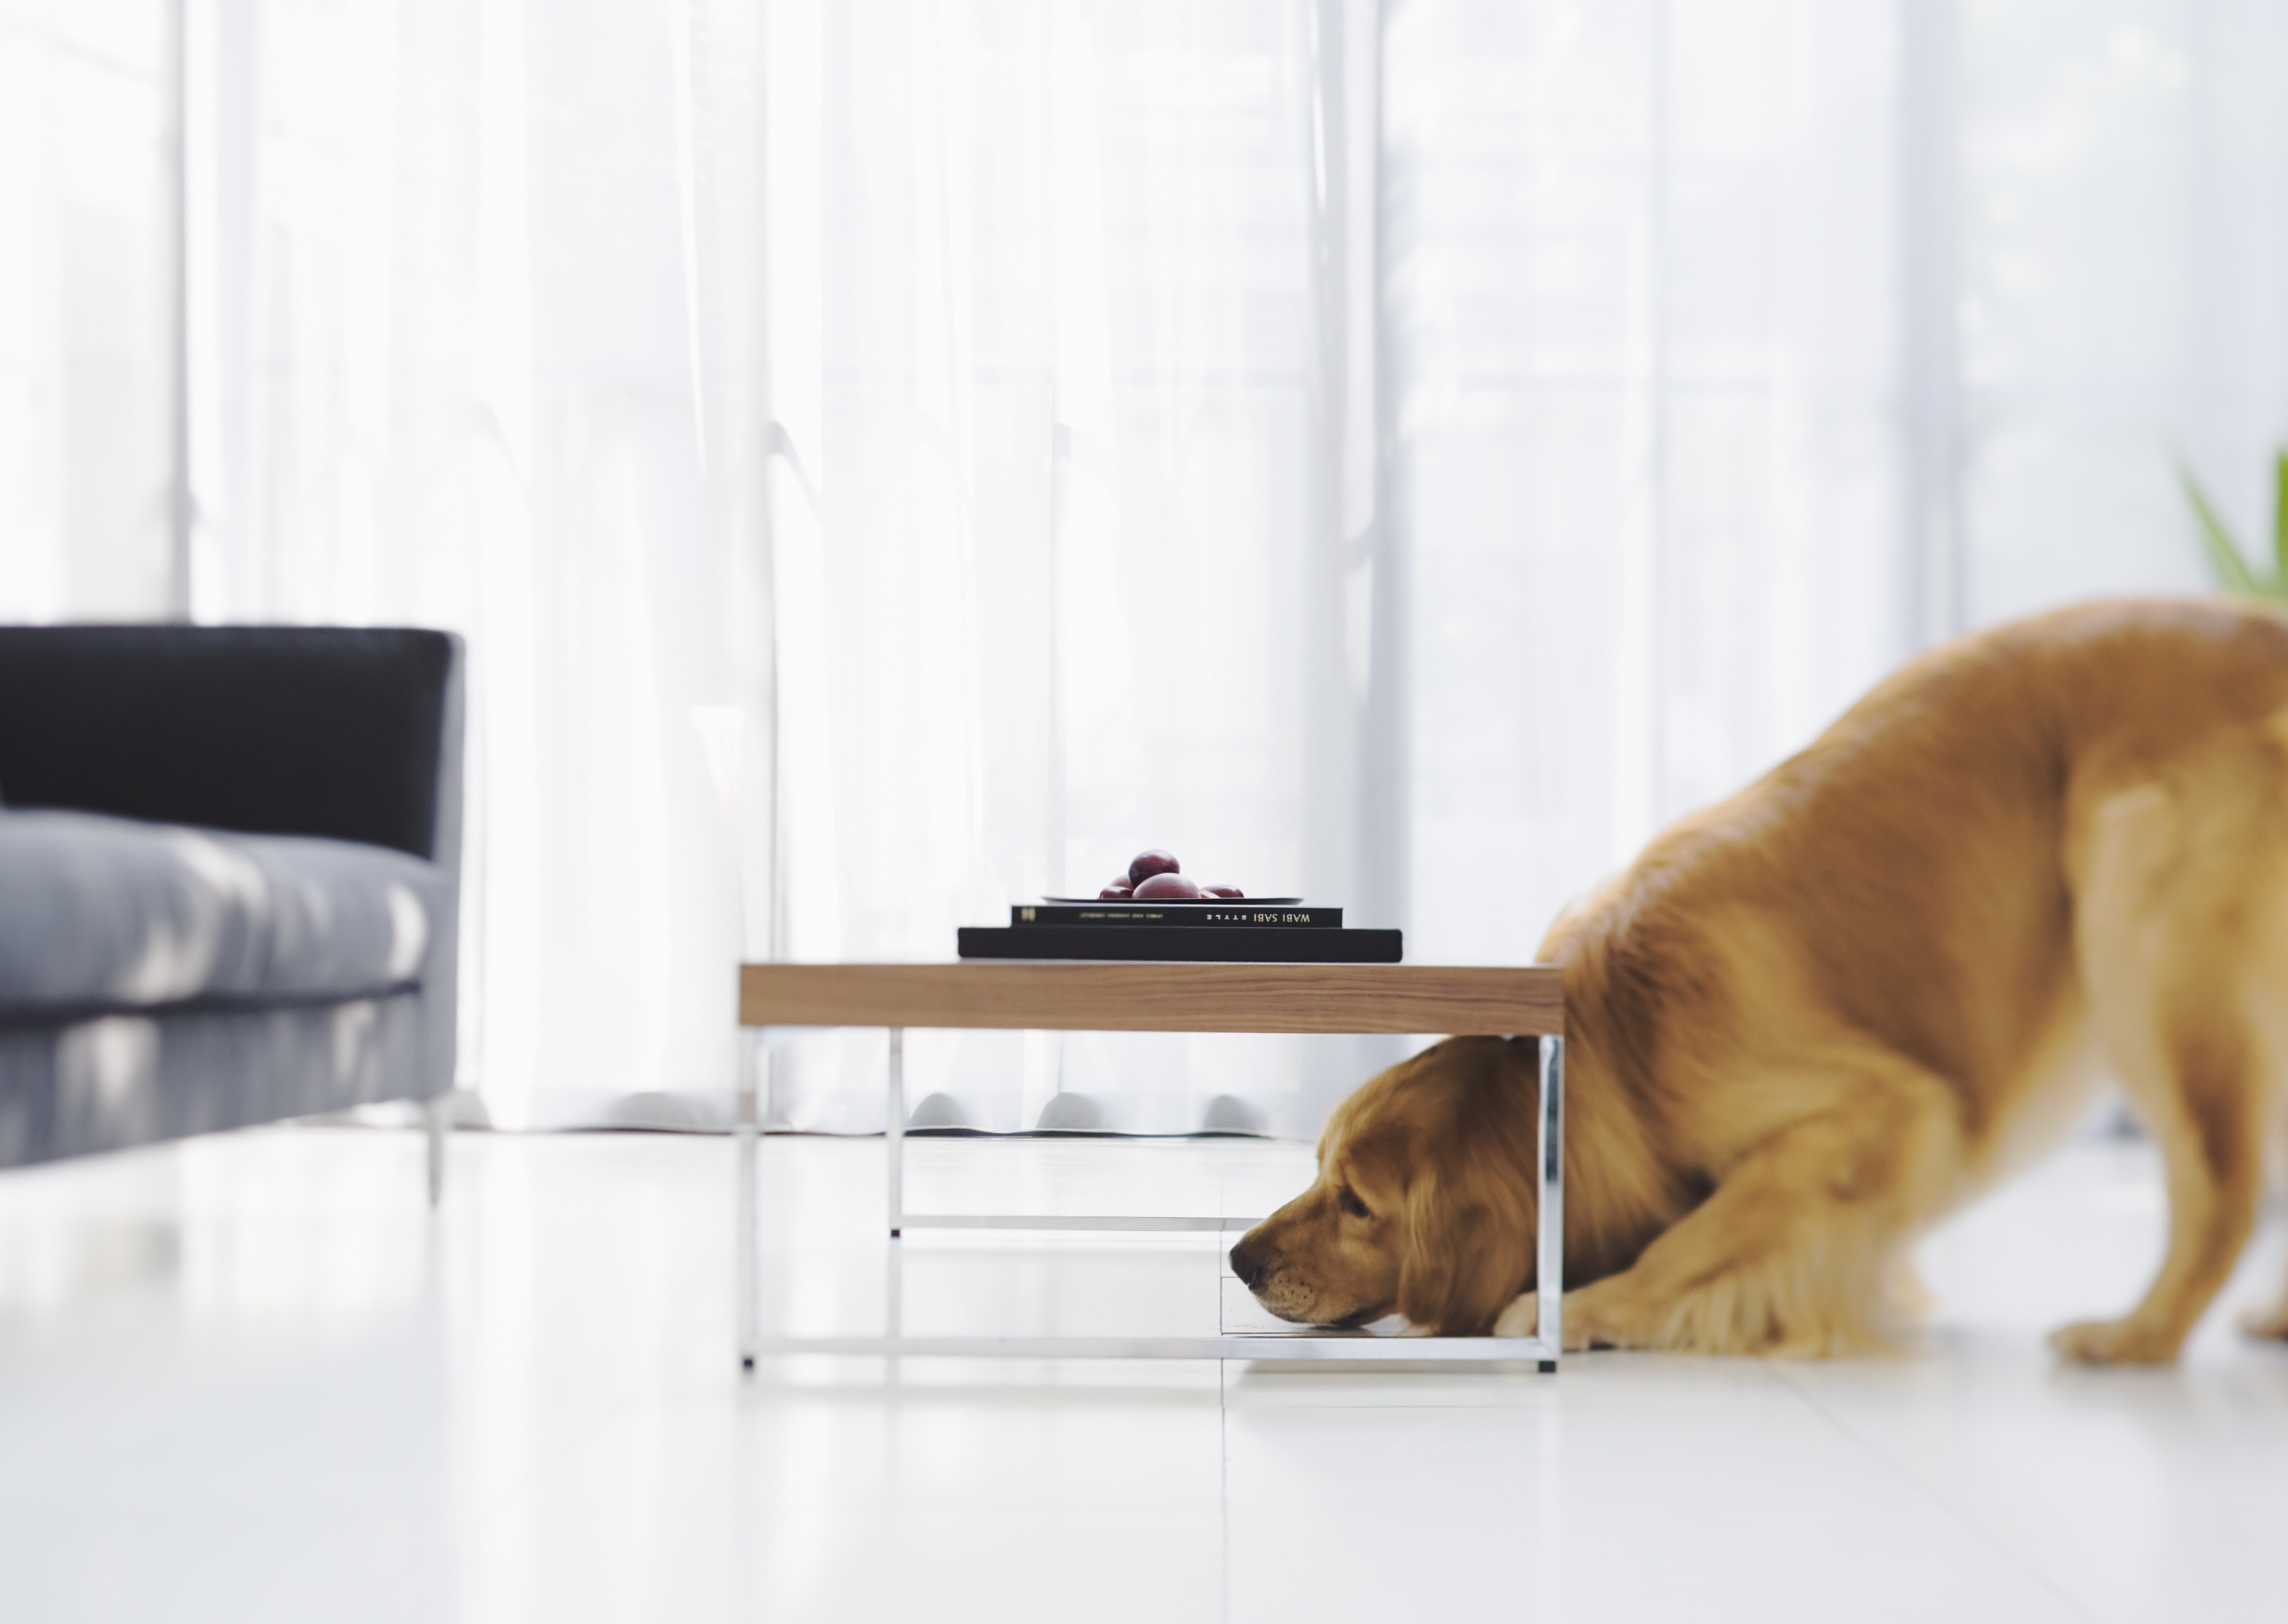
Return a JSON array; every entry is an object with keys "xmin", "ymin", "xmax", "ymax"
[{"xmin": 1227, "ymin": 1036, "xmax": 1539, "ymax": 1335}]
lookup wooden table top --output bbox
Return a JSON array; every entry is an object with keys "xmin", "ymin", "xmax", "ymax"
[{"xmin": 737, "ymin": 961, "xmax": 1563, "ymax": 1036}]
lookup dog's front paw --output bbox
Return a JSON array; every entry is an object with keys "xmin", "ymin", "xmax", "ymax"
[
  {"xmin": 1492, "ymin": 1294, "xmax": 1538, "ymax": 1339},
  {"xmin": 2049, "ymin": 1316, "xmax": 2183, "ymax": 1365},
  {"xmin": 1492, "ymin": 1290, "xmax": 1615, "ymax": 1349},
  {"xmin": 1494, "ymin": 1283, "xmax": 1627, "ymax": 1350}
]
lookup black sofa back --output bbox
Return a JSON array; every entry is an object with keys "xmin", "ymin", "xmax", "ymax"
[{"xmin": 0, "ymin": 626, "xmax": 460, "ymax": 863}]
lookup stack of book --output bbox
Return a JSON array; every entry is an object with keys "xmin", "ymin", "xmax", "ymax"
[{"xmin": 957, "ymin": 901, "xmax": 1402, "ymax": 963}]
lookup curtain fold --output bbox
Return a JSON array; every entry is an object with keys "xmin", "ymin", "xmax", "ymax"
[{"xmin": 7, "ymin": 0, "xmax": 2288, "ymax": 1136}]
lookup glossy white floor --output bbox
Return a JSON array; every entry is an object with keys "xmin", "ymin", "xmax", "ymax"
[{"xmin": 2, "ymin": 1124, "xmax": 2286, "ymax": 1624}]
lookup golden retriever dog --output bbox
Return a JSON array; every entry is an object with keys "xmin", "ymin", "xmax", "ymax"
[{"xmin": 1230, "ymin": 598, "xmax": 2288, "ymax": 1363}]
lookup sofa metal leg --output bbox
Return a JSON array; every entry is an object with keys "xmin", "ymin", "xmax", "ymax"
[{"xmin": 425, "ymin": 1092, "xmax": 452, "ymax": 1208}]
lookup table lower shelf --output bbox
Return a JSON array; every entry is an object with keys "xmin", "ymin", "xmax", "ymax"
[
  {"xmin": 898, "ymin": 1213, "xmax": 1259, "ymax": 1232},
  {"xmin": 745, "ymin": 1333, "xmax": 1558, "ymax": 1367}
]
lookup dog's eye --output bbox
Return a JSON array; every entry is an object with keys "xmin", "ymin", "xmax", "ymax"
[{"xmin": 1337, "ymin": 1186, "xmax": 1372, "ymax": 1220}]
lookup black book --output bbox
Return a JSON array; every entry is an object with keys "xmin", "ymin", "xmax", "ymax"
[
  {"xmin": 959, "ymin": 925, "xmax": 1401, "ymax": 964},
  {"xmin": 1011, "ymin": 904, "xmax": 1341, "ymax": 928}
]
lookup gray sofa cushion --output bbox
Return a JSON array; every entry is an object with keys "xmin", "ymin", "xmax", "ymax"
[
  {"xmin": 0, "ymin": 810, "xmax": 448, "ymax": 1017},
  {"xmin": 0, "ymin": 993, "xmax": 429, "ymax": 1167}
]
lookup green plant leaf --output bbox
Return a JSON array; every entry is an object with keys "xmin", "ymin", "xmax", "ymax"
[
  {"xmin": 2272, "ymin": 450, "xmax": 2288, "ymax": 586},
  {"xmin": 2179, "ymin": 459, "xmax": 2267, "ymax": 599}
]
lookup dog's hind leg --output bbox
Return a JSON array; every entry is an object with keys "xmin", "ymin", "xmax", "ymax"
[
  {"xmin": 2234, "ymin": 729, "xmax": 2288, "ymax": 1345},
  {"xmin": 2052, "ymin": 772, "xmax": 2278, "ymax": 1365},
  {"xmin": 2236, "ymin": 1042, "xmax": 2288, "ymax": 1341},
  {"xmin": 2048, "ymin": 1008, "xmax": 2266, "ymax": 1363},
  {"xmin": 2235, "ymin": 1190, "xmax": 2288, "ymax": 1342},
  {"xmin": 1519, "ymin": 1049, "xmax": 1965, "ymax": 1356},
  {"xmin": 2235, "ymin": 1111, "xmax": 2288, "ymax": 1340}
]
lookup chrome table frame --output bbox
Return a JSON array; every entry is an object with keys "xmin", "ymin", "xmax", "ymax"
[{"xmin": 735, "ymin": 964, "xmax": 1564, "ymax": 1370}]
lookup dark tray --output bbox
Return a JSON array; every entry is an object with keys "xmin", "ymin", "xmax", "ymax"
[{"xmin": 959, "ymin": 926, "xmax": 1401, "ymax": 964}]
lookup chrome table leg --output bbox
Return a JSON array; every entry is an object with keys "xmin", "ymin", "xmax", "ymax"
[
  {"xmin": 887, "ymin": 1027, "xmax": 905, "ymax": 1239},
  {"xmin": 737, "ymin": 1047, "xmax": 759, "ymax": 1371},
  {"xmin": 1536, "ymin": 1035, "xmax": 1565, "ymax": 1370}
]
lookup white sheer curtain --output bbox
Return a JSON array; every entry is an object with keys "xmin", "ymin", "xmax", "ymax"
[
  {"xmin": 1384, "ymin": 0, "xmax": 1914, "ymax": 963},
  {"xmin": 759, "ymin": 0, "xmax": 1388, "ymax": 1135},
  {"xmin": 1957, "ymin": 0, "xmax": 2288, "ymax": 624},
  {"xmin": 0, "ymin": 1, "xmax": 179, "ymax": 620},
  {"xmin": 1381, "ymin": 0, "xmax": 2288, "ymax": 961},
  {"xmin": 8, "ymin": 0, "xmax": 2288, "ymax": 1136},
  {"xmin": 178, "ymin": 0, "xmax": 768, "ymax": 1131}
]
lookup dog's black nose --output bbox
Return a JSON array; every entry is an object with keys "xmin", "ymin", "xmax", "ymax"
[{"xmin": 1229, "ymin": 1239, "xmax": 1267, "ymax": 1291}]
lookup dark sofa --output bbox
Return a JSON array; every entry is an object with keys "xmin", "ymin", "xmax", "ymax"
[{"xmin": 0, "ymin": 627, "xmax": 463, "ymax": 1194}]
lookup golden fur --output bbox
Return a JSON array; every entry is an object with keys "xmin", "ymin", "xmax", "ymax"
[{"xmin": 1231, "ymin": 598, "xmax": 2288, "ymax": 1362}]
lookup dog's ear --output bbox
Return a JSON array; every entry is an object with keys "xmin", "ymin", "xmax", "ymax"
[{"xmin": 1396, "ymin": 1163, "xmax": 1532, "ymax": 1335}]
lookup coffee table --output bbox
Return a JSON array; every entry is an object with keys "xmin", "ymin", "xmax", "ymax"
[{"xmin": 734, "ymin": 962, "xmax": 1565, "ymax": 1369}]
